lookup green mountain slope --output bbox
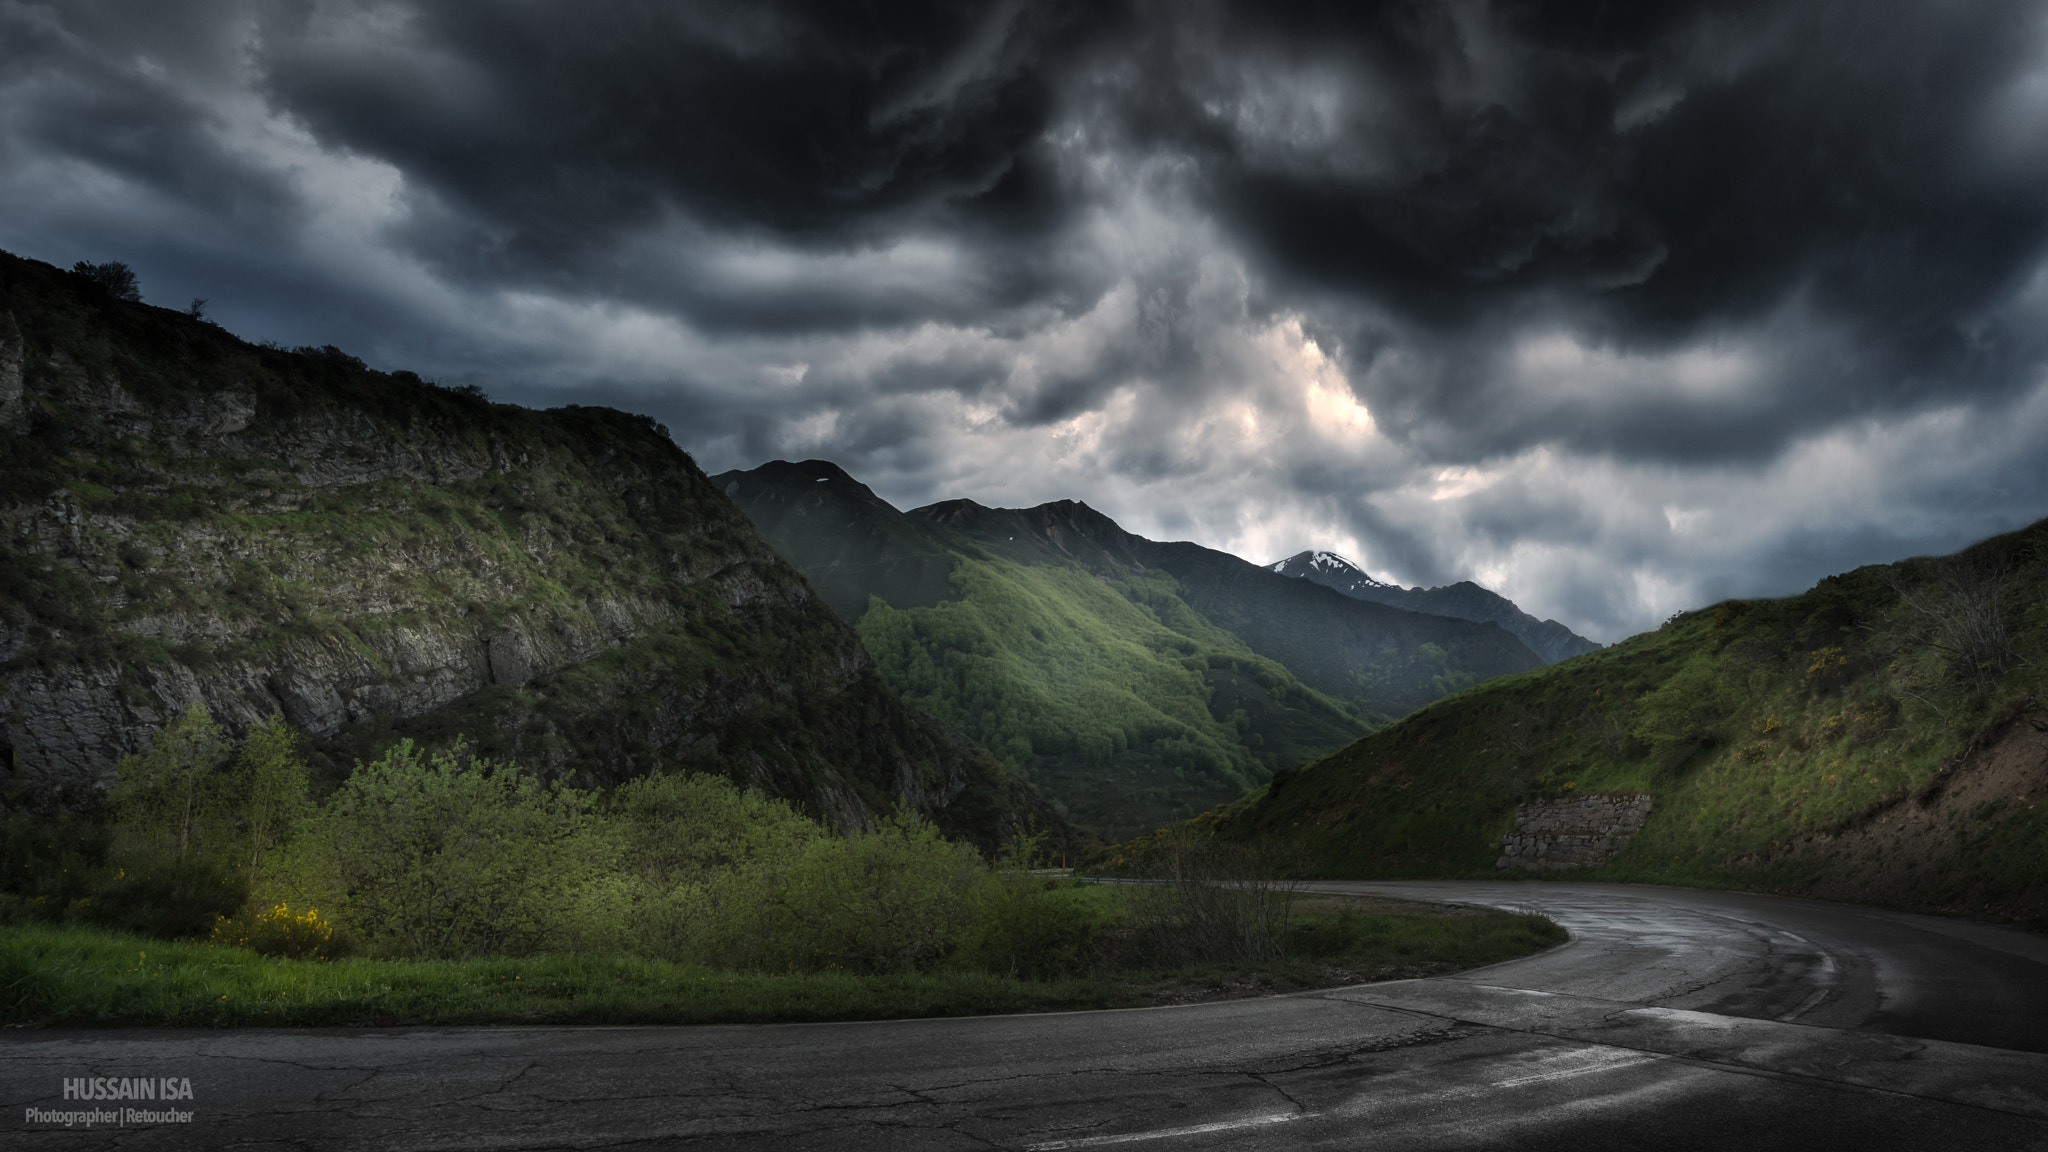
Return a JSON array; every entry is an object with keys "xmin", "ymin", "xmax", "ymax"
[
  {"xmin": 714, "ymin": 460, "xmax": 1545, "ymax": 839},
  {"xmin": 0, "ymin": 250, "xmax": 1060, "ymax": 850},
  {"xmin": 912, "ymin": 499, "xmax": 1545, "ymax": 717},
  {"xmin": 1206, "ymin": 521, "xmax": 2048, "ymax": 924}
]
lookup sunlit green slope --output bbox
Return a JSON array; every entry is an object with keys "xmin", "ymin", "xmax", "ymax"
[
  {"xmin": 715, "ymin": 460, "xmax": 1544, "ymax": 839},
  {"xmin": 1205, "ymin": 520, "xmax": 2048, "ymax": 924}
]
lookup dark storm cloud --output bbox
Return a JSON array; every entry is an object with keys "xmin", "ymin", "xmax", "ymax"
[
  {"xmin": 1100, "ymin": 0, "xmax": 2048, "ymax": 454},
  {"xmin": 8, "ymin": 0, "xmax": 2048, "ymax": 639},
  {"xmin": 246, "ymin": 0, "xmax": 1110, "ymax": 324},
  {"xmin": 0, "ymin": 2, "xmax": 296, "ymax": 224}
]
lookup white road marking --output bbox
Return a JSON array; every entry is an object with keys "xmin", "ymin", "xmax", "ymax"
[
  {"xmin": 1491, "ymin": 1047, "xmax": 1660, "ymax": 1089},
  {"xmin": 1779, "ymin": 988, "xmax": 1832, "ymax": 1021},
  {"xmin": 1025, "ymin": 1112, "xmax": 1311, "ymax": 1149}
]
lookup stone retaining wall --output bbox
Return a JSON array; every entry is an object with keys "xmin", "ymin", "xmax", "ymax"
[{"xmin": 1496, "ymin": 793, "xmax": 1652, "ymax": 871}]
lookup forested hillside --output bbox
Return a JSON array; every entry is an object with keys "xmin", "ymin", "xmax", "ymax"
[
  {"xmin": 717, "ymin": 460, "xmax": 1544, "ymax": 839},
  {"xmin": 1203, "ymin": 521, "xmax": 2048, "ymax": 924},
  {"xmin": 0, "ymin": 250, "xmax": 1058, "ymax": 848}
]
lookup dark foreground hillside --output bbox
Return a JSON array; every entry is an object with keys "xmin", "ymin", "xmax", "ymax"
[
  {"xmin": 0, "ymin": 250, "xmax": 1059, "ymax": 848},
  {"xmin": 1203, "ymin": 520, "xmax": 2048, "ymax": 925}
]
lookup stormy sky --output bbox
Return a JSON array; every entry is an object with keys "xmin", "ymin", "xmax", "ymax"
[{"xmin": 8, "ymin": 1, "xmax": 2048, "ymax": 642}]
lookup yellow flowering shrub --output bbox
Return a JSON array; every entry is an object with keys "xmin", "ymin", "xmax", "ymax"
[{"xmin": 211, "ymin": 903, "xmax": 344, "ymax": 960}]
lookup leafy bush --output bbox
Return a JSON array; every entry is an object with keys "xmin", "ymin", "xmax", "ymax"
[
  {"xmin": 231, "ymin": 714, "xmax": 311, "ymax": 887},
  {"xmin": 954, "ymin": 875, "xmax": 1111, "ymax": 979},
  {"xmin": 210, "ymin": 903, "xmax": 346, "ymax": 960},
  {"xmin": 0, "ymin": 808, "xmax": 111, "ymax": 924},
  {"xmin": 307, "ymin": 739, "xmax": 610, "ymax": 958},
  {"xmin": 563, "ymin": 771, "xmax": 825, "ymax": 964},
  {"xmin": 775, "ymin": 814, "xmax": 985, "ymax": 974},
  {"xmin": 1629, "ymin": 655, "xmax": 1730, "ymax": 765},
  {"xmin": 37, "ymin": 709, "xmax": 1125, "ymax": 976},
  {"xmin": 71, "ymin": 260, "xmax": 140, "ymax": 301},
  {"xmin": 74, "ymin": 856, "xmax": 248, "ymax": 940},
  {"xmin": 952, "ymin": 831, "xmax": 1112, "ymax": 978}
]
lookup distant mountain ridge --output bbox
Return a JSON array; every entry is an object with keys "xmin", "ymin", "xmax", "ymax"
[
  {"xmin": 1268, "ymin": 551, "xmax": 1601, "ymax": 665},
  {"xmin": 714, "ymin": 460, "xmax": 1545, "ymax": 839}
]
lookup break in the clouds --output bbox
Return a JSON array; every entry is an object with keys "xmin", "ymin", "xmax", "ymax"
[{"xmin": 7, "ymin": 0, "xmax": 2048, "ymax": 641}]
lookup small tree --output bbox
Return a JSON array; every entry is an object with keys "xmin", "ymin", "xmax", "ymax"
[
  {"xmin": 99, "ymin": 701, "xmax": 247, "ymax": 937},
  {"xmin": 109, "ymin": 700, "xmax": 233, "ymax": 861},
  {"xmin": 230, "ymin": 713, "xmax": 310, "ymax": 887},
  {"xmin": 72, "ymin": 260, "xmax": 141, "ymax": 302}
]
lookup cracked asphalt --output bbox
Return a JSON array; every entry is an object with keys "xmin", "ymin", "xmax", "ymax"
[{"xmin": 6, "ymin": 881, "xmax": 2046, "ymax": 1150}]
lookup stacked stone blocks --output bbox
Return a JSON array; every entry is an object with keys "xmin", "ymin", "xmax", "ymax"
[{"xmin": 1496, "ymin": 793, "xmax": 1652, "ymax": 871}]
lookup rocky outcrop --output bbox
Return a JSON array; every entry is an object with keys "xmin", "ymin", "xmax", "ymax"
[
  {"xmin": 1496, "ymin": 793, "xmax": 1652, "ymax": 871},
  {"xmin": 0, "ymin": 310, "xmax": 26, "ymax": 433},
  {"xmin": 0, "ymin": 250, "xmax": 1061, "ymax": 850}
]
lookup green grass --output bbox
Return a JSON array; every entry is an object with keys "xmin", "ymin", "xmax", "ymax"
[
  {"xmin": 0, "ymin": 897, "xmax": 1564, "ymax": 1027},
  {"xmin": 1197, "ymin": 520, "xmax": 2048, "ymax": 923},
  {"xmin": 0, "ymin": 922, "xmax": 1133, "ymax": 1027}
]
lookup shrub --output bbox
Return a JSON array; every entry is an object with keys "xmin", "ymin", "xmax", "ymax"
[
  {"xmin": 1630, "ymin": 655, "xmax": 1730, "ymax": 764},
  {"xmin": 73, "ymin": 856, "xmax": 248, "ymax": 940},
  {"xmin": 0, "ymin": 808, "xmax": 111, "ymax": 924},
  {"xmin": 954, "ymin": 877, "xmax": 1110, "ymax": 979},
  {"xmin": 1114, "ymin": 829, "xmax": 1302, "ymax": 965},
  {"xmin": 210, "ymin": 903, "xmax": 346, "ymax": 960},
  {"xmin": 952, "ymin": 831, "xmax": 1111, "ymax": 978},
  {"xmin": 773, "ymin": 813, "xmax": 985, "ymax": 974},
  {"xmin": 72, "ymin": 260, "xmax": 140, "ymax": 301},
  {"xmin": 229, "ymin": 714, "xmax": 311, "ymax": 887},
  {"xmin": 576, "ymin": 772, "xmax": 826, "ymax": 964},
  {"xmin": 306, "ymin": 739, "xmax": 609, "ymax": 958}
]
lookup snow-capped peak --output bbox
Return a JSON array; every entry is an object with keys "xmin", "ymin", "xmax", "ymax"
[{"xmin": 1270, "ymin": 550, "xmax": 1396, "ymax": 589}]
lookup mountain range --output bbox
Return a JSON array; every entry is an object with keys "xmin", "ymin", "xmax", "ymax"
[
  {"xmin": 0, "ymin": 242, "xmax": 1604, "ymax": 851},
  {"xmin": 1269, "ymin": 551, "xmax": 1601, "ymax": 664},
  {"xmin": 715, "ymin": 460, "xmax": 1548, "ymax": 838}
]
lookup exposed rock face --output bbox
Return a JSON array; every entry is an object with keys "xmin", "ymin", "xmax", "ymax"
[
  {"xmin": 0, "ymin": 251, "xmax": 1057, "ymax": 849},
  {"xmin": 1497, "ymin": 794, "xmax": 1652, "ymax": 871},
  {"xmin": 0, "ymin": 310, "xmax": 26, "ymax": 432}
]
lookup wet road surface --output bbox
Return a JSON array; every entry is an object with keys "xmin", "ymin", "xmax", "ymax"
[{"xmin": 6, "ymin": 881, "xmax": 2046, "ymax": 1149}]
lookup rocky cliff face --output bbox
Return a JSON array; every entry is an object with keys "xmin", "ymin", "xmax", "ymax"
[{"xmin": 0, "ymin": 251, "xmax": 1056, "ymax": 849}]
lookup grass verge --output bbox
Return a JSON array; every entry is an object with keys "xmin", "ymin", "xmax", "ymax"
[{"xmin": 1, "ymin": 896, "xmax": 1562, "ymax": 1027}]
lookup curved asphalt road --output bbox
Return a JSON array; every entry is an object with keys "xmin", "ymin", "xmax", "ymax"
[{"xmin": 6, "ymin": 881, "xmax": 2046, "ymax": 1150}]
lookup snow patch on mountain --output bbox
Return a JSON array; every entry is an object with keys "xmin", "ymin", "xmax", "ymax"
[{"xmin": 1267, "ymin": 549, "xmax": 1602, "ymax": 665}]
